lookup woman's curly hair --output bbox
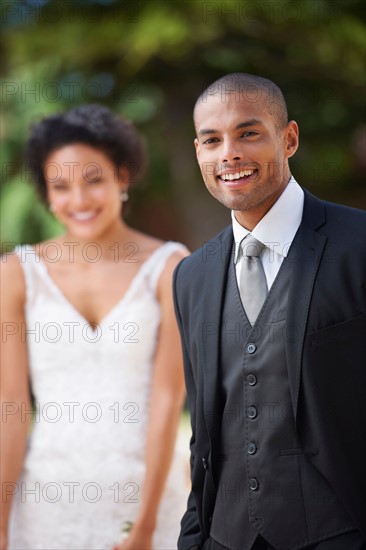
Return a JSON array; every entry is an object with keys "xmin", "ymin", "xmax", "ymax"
[{"xmin": 26, "ymin": 104, "xmax": 146, "ymax": 202}]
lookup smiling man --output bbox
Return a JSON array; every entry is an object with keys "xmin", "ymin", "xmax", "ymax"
[{"xmin": 173, "ymin": 74, "xmax": 366, "ymax": 550}]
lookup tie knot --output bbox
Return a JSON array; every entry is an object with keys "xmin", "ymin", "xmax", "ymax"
[{"xmin": 241, "ymin": 235, "xmax": 265, "ymax": 258}]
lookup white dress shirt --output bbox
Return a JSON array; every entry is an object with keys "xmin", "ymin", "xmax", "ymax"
[{"xmin": 232, "ymin": 176, "xmax": 304, "ymax": 290}]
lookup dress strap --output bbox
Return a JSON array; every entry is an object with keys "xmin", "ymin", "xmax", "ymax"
[
  {"xmin": 148, "ymin": 241, "xmax": 188, "ymax": 294},
  {"xmin": 13, "ymin": 244, "xmax": 41, "ymax": 303}
]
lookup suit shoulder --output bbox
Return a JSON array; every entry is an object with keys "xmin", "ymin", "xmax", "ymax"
[
  {"xmin": 318, "ymin": 200, "xmax": 366, "ymax": 265},
  {"xmin": 322, "ymin": 200, "xmax": 366, "ymax": 241},
  {"xmin": 323, "ymin": 200, "xmax": 366, "ymax": 223},
  {"xmin": 304, "ymin": 188, "xmax": 365, "ymax": 230},
  {"xmin": 174, "ymin": 225, "xmax": 232, "ymax": 283}
]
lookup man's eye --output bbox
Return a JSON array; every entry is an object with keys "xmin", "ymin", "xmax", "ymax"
[
  {"xmin": 241, "ymin": 131, "xmax": 258, "ymax": 138},
  {"xmin": 202, "ymin": 138, "xmax": 218, "ymax": 145}
]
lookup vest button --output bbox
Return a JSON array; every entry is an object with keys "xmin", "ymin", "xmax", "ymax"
[
  {"xmin": 247, "ymin": 373, "xmax": 257, "ymax": 386},
  {"xmin": 248, "ymin": 442, "xmax": 257, "ymax": 455},
  {"xmin": 247, "ymin": 406, "xmax": 258, "ymax": 419},
  {"xmin": 246, "ymin": 343, "xmax": 257, "ymax": 354},
  {"xmin": 249, "ymin": 478, "xmax": 259, "ymax": 491}
]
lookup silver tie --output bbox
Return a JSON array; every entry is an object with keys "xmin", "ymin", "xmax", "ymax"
[{"xmin": 239, "ymin": 235, "xmax": 268, "ymax": 325}]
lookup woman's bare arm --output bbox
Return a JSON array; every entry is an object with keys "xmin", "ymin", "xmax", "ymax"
[{"xmin": 0, "ymin": 254, "xmax": 31, "ymax": 549}]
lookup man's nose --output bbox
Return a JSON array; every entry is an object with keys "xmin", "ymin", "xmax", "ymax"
[{"xmin": 221, "ymin": 139, "xmax": 242, "ymax": 163}]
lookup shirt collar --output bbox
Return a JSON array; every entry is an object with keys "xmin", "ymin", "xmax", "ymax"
[{"xmin": 232, "ymin": 176, "xmax": 304, "ymax": 263}]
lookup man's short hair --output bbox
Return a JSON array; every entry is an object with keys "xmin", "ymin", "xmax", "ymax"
[{"xmin": 194, "ymin": 73, "xmax": 288, "ymax": 130}]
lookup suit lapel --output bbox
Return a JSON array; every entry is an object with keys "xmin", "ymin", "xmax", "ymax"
[
  {"xmin": 286, "ymin": 190, "xmax": 327, "ymax": 420},
  {"xmin": 201, "ymin": 227, "xmax": 233, "ymax": 454}
]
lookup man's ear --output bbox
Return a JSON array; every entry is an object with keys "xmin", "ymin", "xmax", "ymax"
[
  {"xmin": 285, "ymin": 120, "xmax": 299, "ymax": 159},
  {"xmin": 194, "ymin": 138, "xmax": 200, "ymax": 159}
]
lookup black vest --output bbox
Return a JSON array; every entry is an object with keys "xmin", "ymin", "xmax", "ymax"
[{"xmin": 210, "ymin": 254, "xmax": 355, "ymax": 550}]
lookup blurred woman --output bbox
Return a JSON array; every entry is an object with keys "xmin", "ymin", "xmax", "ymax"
[{"xmin": 0, "ymin": 105, "xmax": 188, "ymax": 550}]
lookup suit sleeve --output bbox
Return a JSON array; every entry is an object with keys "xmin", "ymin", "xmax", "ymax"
[{"xmin": 173, "ymin": 261, "xmax": 204, "ymax": 550}]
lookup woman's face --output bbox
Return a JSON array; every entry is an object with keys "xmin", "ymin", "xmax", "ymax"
[{"xmin": 44, "ymin": 143, "xmax": 128, "ymax": 240}]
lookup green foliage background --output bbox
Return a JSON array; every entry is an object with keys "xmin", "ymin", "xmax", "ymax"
[{"xmin": 1, "ymin": 0, "xmax": 365, "ymax": 251}]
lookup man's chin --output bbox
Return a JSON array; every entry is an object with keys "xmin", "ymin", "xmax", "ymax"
[
  {"xmin": 220, "ymin": 198, "xmax": 252, "ymax": 211},
  {"xmin": 206, "ymin": 187, "xmax": 257, "ymax": 212}
]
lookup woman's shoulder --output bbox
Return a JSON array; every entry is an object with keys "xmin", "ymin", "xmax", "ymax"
[
  {"xmin": 10, "ymin": 238, "xmax": 64, "ymax": 263},
  {"xmin": 0, "ymin": 238, "xmax": 61, "ymax": 308},
  {"xmin": 32, "ymin": 237, "xmax": 64, "ymax": 261},
  {"xmin": 128, "ymin": 229, "xmax": 189, "ymax": 263},
  {"xmin": 0, "ymin": 248, "xmax": 27, "ymax": 310},
  {"xmin": 125, "ymin": 229, "xmax": 189, "ymax": 297},
  {"xmin": 151, "ymin": 242, "xmax": 190, "ymax": 301}
]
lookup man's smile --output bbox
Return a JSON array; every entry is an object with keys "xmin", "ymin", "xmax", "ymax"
[{"xmin": 217, "ymin": 168, "xmax": 259, "ymax": 188}]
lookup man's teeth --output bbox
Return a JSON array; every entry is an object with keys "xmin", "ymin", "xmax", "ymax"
[
  {"xmin": 221, "ymin": 170, "xmax": 254, "ymax": 181},
  {"xmin": 72, "ymin": 211, "xmax": 97, "ymax": 221}
]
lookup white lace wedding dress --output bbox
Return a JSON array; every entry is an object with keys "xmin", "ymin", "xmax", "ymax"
[{"xmin": 8, "ymin": 242, "xmax": 189, "ymax": 550}]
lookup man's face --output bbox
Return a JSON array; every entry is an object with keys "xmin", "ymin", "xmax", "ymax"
[{"xmin": 194, "ymin": 92, "xmax": 298, "ymax": 227}]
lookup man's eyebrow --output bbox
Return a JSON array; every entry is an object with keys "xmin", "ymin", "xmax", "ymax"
[
  {"xmin": 197, "ymin": 128, "xmax": 218, "ymax": 136},
  {"xmin": 236, "ymin": 119, "xmax": 262, "ymax": 129},
  {"xmin": 197, "ymin": 119, "xmax": 263, "ymax": 136}
]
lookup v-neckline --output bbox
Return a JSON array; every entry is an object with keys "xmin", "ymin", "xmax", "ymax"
[{"xmin": 31, "ymin": 243, "xmax": 168, "ymax": 331}]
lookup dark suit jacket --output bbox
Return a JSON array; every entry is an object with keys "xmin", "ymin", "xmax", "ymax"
[{"xmin": 173, "ymin": 189, "xmax": 366, "ymax": 549}]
